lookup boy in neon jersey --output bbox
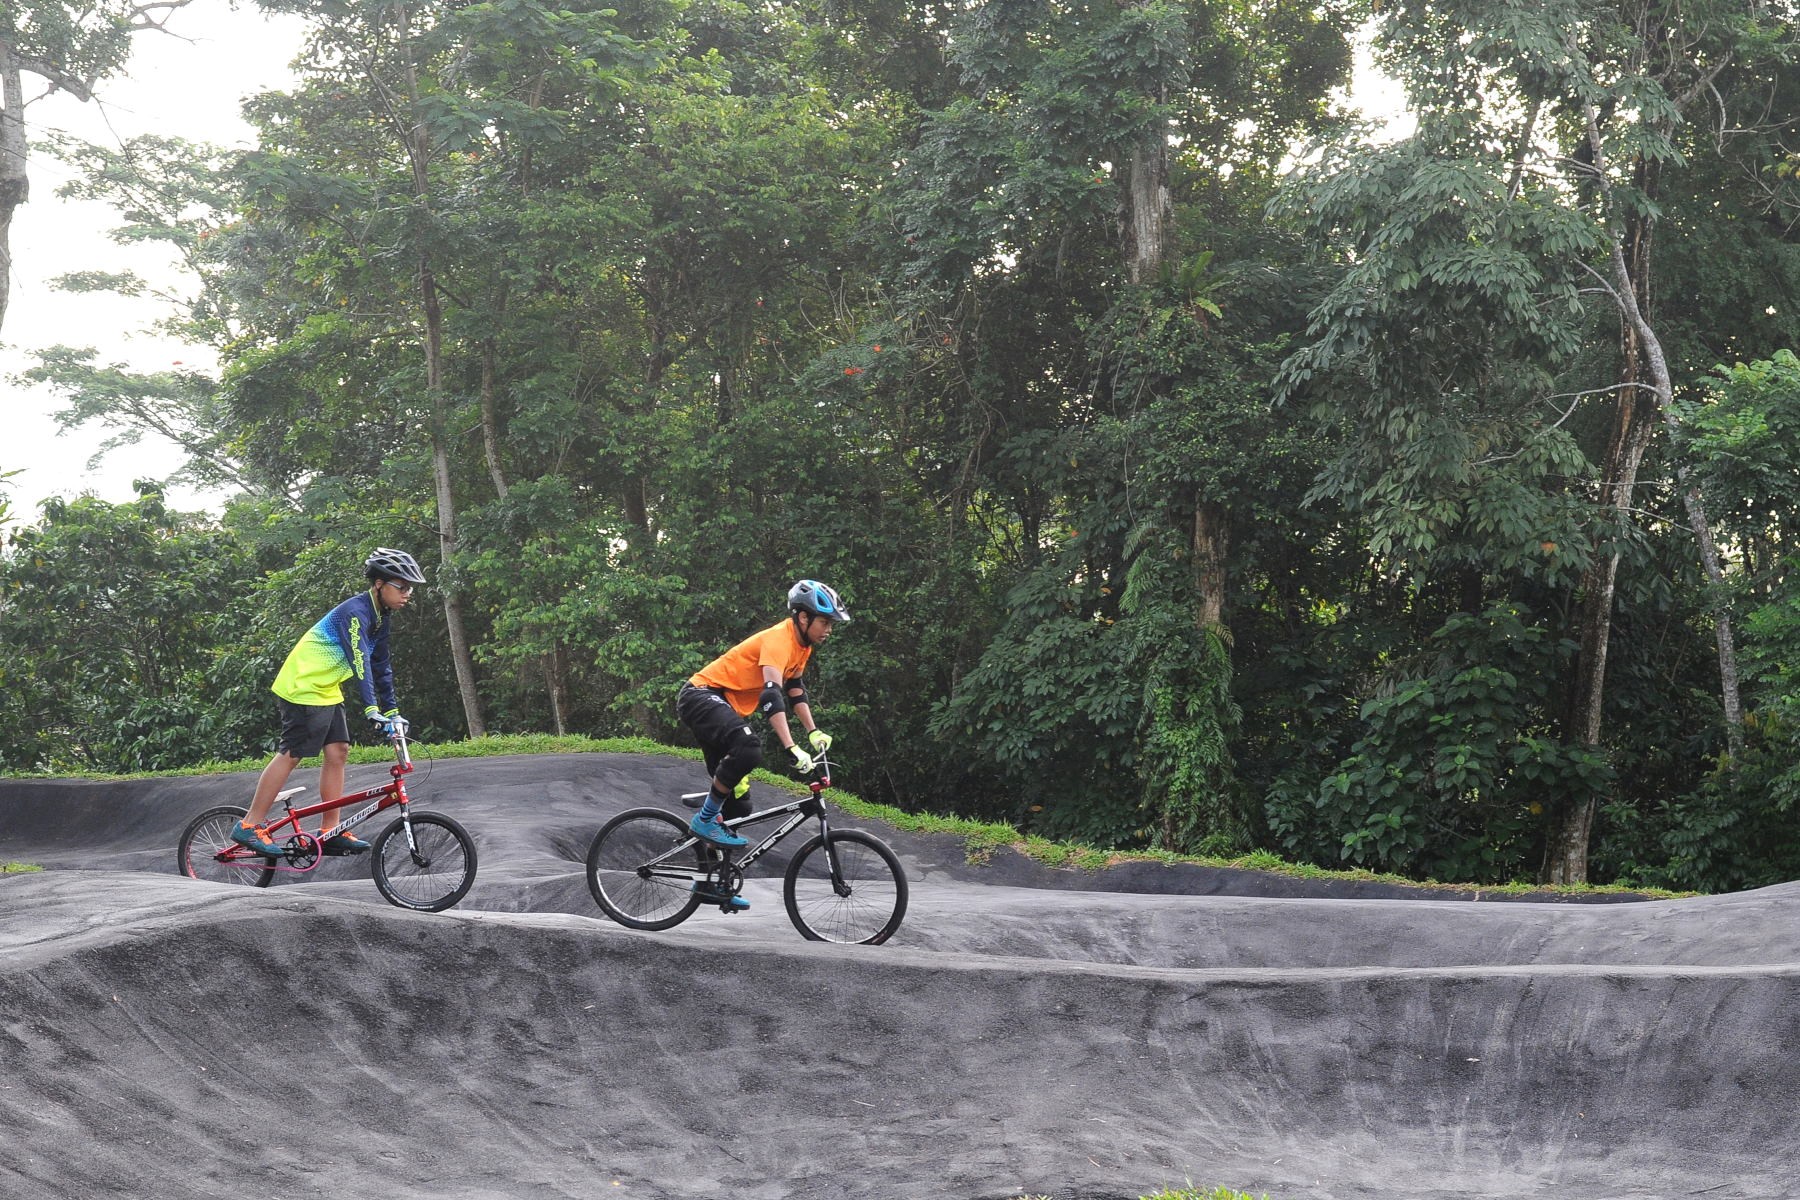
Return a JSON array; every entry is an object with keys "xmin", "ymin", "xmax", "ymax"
[
  {"xmin": 229, "ymin": 547, "xmax": 426, "ymax": 858},
  {"xmin": 676, "ymin": 580, "xmax": 848, "ymax": 907}
]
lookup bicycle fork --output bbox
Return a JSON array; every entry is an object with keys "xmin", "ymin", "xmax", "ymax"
[
  {"xmin": 814, "ymin": 816, "xmax": 855, "ymax": 898},
  {"xmin": 394, "ymin": 805, "xmax": 435, "ymax": 868}
]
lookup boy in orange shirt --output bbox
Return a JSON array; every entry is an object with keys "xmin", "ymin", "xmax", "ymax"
[{"xmin": 676, "ymin": 581, "xmax": 849, "ymax": 887}]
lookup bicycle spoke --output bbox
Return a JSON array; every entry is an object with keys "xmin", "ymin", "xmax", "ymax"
[
  {"xmin": 587, "ymin": 810, "xmax": 707, "ymax": 929},
  {"xmin": 784, "ymin": 831, "xmax": 906, "ymax": 945},
  {"xmin": 373, "ymin": 814, "xmax": 476, "ymax": 911},
  {"xmin": 176, "ymin": 807, "xmax": 276, "ymax": 888}
]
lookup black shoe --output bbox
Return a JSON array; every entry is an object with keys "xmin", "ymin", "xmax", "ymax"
[{"xmin": 322, "ymin": 831, "xmax": 371, "ymax": 856}]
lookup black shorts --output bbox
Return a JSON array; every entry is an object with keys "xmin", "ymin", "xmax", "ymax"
[
  {"xmin": 676, "ymin": 684, "xmax": 763, "ymax": 812},
  {"xmin": 275, "ymin": 697, "xmax": 350, "ymax": 758}
]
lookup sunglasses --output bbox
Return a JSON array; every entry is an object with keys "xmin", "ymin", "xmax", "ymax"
[{"xmin": 383, "ymin": 580, "xmax": 416, "ymax": 594}]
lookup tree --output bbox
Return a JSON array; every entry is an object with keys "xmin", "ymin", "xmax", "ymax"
[
  {"xmin": 901, "ymin": 0, "xmax": 1355, "ymax": 845},
  {"xmin": 0, "ymin": 0, "xmax": 194, "ymax": 332},
  {"xmin": 1277, "ymin": 0, "xmax": 1800, "ymax": 883},
  {"xmin": 0, "ymin": 484, "xmax": 253, "ymax": 772}
]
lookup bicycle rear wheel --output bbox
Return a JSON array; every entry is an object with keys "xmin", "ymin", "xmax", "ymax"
[
  {"xmin": 176, "ymin": 805, "xmax": 276, "ymax": 888},
  {"xmin": 586, "ymin": 808, "xmax": 707, "ymax": 930},
  {"xmin": 371, "ymin": 811, "xmax": 478, "ymax": 912},
  {"xmin": 783, "ymin": 828, "xmax": 907, "ymax": 945}
]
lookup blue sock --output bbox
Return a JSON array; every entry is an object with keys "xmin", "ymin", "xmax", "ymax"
[{"xmin": 698, "ymin": 789, "xmax": 727, "ymax": 822}]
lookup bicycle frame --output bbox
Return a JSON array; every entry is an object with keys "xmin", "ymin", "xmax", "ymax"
[
  {"xmin": 239, "ymin": 730, "xmax": 419, "ymax": 873},
  {"xmin": 655, "ymin": 759, "xmax": 844, "ymax": 884}
]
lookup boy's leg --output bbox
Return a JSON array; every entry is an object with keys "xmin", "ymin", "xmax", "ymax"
[
  {"xmin": 677, "ymin": 685, "xmax": 758, "ymax": 848},
  {"xmin": 245, "ymin": 751, "xmax": 300, "ymax": 826},
  {"xmin": 232, "ymin": 751, "xmax": 299, "ymax": 856},
  {"xmin": 316, "ymin": 741, "xmax": 350, "ymax": 835}
]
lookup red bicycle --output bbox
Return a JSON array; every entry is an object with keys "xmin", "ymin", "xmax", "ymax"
[{"xmin": 175, "ymin": 724, "xmax": 478, "ymax": 912}]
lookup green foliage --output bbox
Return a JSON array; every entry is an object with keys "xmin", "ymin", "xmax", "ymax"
[
  {"xmin": 0, "ymin": 487, "xmax": 257, "ymax": 772},
  {"xmin": 16, "ymin": 0, "xmax": 1800, "ymax": 894},
  {"xmin": 1269, "ymin": 604, "xmax": 1612, "ymax": 882}
]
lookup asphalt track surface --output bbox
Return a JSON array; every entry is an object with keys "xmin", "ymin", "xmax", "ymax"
[{"xmin": 3, "ymin": 751, "xmax": 1798, "ymax": 1200}]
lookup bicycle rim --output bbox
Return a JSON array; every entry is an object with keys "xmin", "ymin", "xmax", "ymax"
[
  {"xmin": 586, "ymin": 809, "xmax": 706, "ymax": 930},
  {"xmin": 176, "ymin": 806, "xmax": 276, "ymax": 888},
  {"xmin": 783, "ymin": 829, "xmax": 907, "ymax": 945},
  {"xmin": 371, "ymin": 812, "xmax": 478, "ymax": 912}
]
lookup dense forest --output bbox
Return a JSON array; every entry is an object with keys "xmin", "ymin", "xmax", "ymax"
[{"xmin": 3, "ymin": 0, "xmax": 1799, "ymax": 893}]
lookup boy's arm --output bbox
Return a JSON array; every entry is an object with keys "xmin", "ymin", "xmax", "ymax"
[
  {"xmin": 370, "ymin": 620, "xmax": 397, "ymax": 712},
  {"xmin": 761, "ymin": 665, "xmax": 798, "ymax": 747},
  {"xmin": 335, "ymin": 595, "xmax": 384, "ymax": 716}
]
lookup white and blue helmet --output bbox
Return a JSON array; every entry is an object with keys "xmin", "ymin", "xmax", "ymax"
[
  {"xmin": 788, "ymin": 579, "xmax": 850, "ymax": 623},
  {"xmin": 365, "ymin": 546, "xmax": 427, "ymax": 585}
]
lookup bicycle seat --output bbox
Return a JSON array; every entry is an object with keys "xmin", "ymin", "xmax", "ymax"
[
  {"xmin": 276, "ymin": 787, "xmax": 307, "ymax": 803},
  {"xmin": 680, "ymin": 791, "xmax": 708, "ymax": 809}
]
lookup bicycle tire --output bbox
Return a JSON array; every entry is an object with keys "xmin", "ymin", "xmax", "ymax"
[
  {"xmin": 176, "ymin": 805, "xmax": 276, "ymax": 888},
  {"xmin": 586, "ymin": 808, "xmax": 707, "ymax": 931},
  {"xmin": 370, "ymin": 811, "xmax": 478, "ymax": 913},
  {"xmin": 783, "ymin": 828, "xmax": 907, "ymax": 945}
]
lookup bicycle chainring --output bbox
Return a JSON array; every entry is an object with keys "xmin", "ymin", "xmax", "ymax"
[
  {"xmin": 283, "ymin": 832, "xmax": 322, "ymax": 872},
  {"xmin": 709, "ymin": 862, "xmax": 744, "ymax": 896}
]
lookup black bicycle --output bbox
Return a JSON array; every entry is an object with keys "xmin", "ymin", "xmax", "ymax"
[{"xmin": 584, "ymin": 754, "xmax": 907, "ymax": 944}]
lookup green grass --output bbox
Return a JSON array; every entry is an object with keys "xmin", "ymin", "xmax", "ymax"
[
  {"xmin": 7, "ymin": 734, "xmax": 1688, "ymax": 898},
  {"xmin": 2, "ymin": 861, "xmax": 43, "ymax": 874}
]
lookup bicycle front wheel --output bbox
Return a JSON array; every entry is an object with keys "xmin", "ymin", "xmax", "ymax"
[
  {"xmin": 176, "ymin": 805, "xmax": 276, "ymax": 888},
  {"xmin": 371, "ymin": 811, "xmax": 478, "ymax": 912},
  {"xmin": 586, "ymin": 808, "xmax": 707, "ymax": 931},
  {"xmin": 783, "ymin": 829, "xmax": 907, "ymax": 945}
]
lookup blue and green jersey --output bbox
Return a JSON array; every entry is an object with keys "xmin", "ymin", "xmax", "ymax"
[{"xmin": 271, "ymin": 589, "xmax": 396, "ymax": 711}]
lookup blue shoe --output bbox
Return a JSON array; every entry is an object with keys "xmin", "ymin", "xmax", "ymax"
[
  {"xmin": 230, "ymin": 822, "xmax": 283, "ymax": 858},
  {"xmin": 322, "ymin": 830, "xmax": 371, "ymax": 856},
  {"xmin": 689, "ymin": 813, "xmax": 747, "ymax": 849},
  {"xmin": 692, "ymin": 882, "xmax": 750, "ymax": 912}
]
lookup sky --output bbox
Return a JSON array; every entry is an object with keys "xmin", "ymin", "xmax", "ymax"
[
  {"xmin": 1, "ymin": 8, "xmax": 1409, "ymax": 527},
  {"xmin": 1, "ymin": 0, "xmax": 306, "ymax": 520}
]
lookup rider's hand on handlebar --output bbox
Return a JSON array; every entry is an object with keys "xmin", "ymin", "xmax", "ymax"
[
  {"xmin": 788, "ymin": 743, "xmax": 815, "ymax": 774},
  {"xmin": 365, "ymin": 707, "xmax": 406, "ymax": 737},
  {"xmin": 807, "ymin": 729, "xmax": 833, "ymax": 754}
]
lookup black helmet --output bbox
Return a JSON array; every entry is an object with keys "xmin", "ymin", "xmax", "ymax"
[
  {"xmin": 787, "ymin": 579, "xmax": 849, "ymax": 623},
  {"xmin": 365, "ymin": 547, "xmax": 427, "ymax": 585}
]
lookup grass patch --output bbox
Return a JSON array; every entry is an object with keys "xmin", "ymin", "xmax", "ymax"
[
  {"xmin": 2, "ymin": 861, "xmax": 44, "ymax": 874},
  {"xmin": 8, "ymin": 735, "xmax": 1689, "ymax": 898}
]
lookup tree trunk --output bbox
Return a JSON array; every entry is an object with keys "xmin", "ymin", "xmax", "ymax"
[
  {"xmin": 421, "ymin": 258, "xmax": 487, "ymax": 738},
  {"xmin": 394, "ymin": 4, "xmax": 486, "ymax": 737},
  {"xmin": 545, "ymin": 646, "xmax": 568, "ymax": 736},
  {"xmin": 1122, "ymin": 122, "xmax": 1170, "ymax": 286},
  {"xmin": 1193, "ymin": 498, "xmax": 1227, "ymax": 631},
  {"xmin": 0, "ymin": 41, "xmax": 28, "ymax": 335},
  {"xmin": 479, "ymin": 337, "xmax": 508, "ymax": 502},
  {"xmin": 1545, "ymin": 182, "xmax": 1661, "ymax": 884},
  {"xmin": 1548, "ymin": 383, "xmax": 1655, "ymax": 883},
  {"xmin": 1545, "ymin": 115, "xmax": 1746, "ymax": 881}
]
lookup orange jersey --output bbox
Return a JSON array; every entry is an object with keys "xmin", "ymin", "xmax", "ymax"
[{"xmin": 690, "ymin": 619, "xmax": 814, "ymax": 717}]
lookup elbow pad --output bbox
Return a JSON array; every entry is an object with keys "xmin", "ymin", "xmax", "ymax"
[
  {"xmin": 758, "ymin": 681, "xmax": 787, "ymax": 718},
  {"xmin": 784, "ymin": 678, "xmax": 808, "ymax": 709}
]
